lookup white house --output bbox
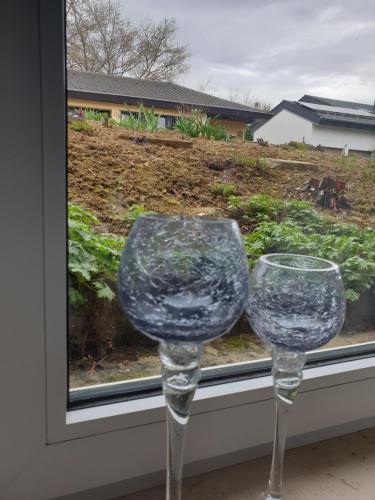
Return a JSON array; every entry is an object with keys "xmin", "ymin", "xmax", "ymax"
[{"xmin": 253, "ymin": 94, "xmax": 375, "ymax": 155}]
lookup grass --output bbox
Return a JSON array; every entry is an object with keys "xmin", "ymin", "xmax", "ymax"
[
  {"xmin": 69, "ymin": 120, "xmax": 94, "ymax": 134},
  {"xmin": 211, "ymin": 182, "xmax": 238, "ymax": 197}
]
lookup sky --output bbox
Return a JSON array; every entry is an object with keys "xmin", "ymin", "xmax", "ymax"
[{"xmin": 122, "ymin": 0, "xmax": 375, "ymax": 108}]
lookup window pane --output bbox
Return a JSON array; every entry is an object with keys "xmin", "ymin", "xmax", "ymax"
[{"xmin": 67, "ymin": 1, "xmax": 375, "ymax": 396}]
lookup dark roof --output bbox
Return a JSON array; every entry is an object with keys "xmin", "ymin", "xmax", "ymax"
[
  {"xmin": 67, "ymin": 70, "xmax": 272, "ymax": 122},
  {"xmin": 299, "ymin": 94, "xmax": 374, "ymax": 112},
  {"xmin": 262, "ymin": 98, "xmax": 375, "ymax": 132}
]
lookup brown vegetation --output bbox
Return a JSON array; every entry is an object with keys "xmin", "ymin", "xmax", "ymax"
[{"xmin": 68, "ymin": 122, "xmax": 375, "ymax": 236}]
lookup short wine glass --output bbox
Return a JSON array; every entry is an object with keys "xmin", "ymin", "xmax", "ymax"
[
  {"xmin": 118, "ymin": 214, "xmax": 249, "ymax": 500},
  {"xmin": 246, "ymin": 253, "xmax": 346, "ymax": 500}
]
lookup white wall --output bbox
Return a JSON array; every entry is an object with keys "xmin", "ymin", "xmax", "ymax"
[
  {"xmin": 254, "ymin": 109, "xmax": 313, "ymax": 144},
  {"xmin": 254, "ymin": 108, "xmax": 375, "ymax": 152},
  {"xmin": 311, "ymin": 124, "xmax": 375, "ymax": 152}
]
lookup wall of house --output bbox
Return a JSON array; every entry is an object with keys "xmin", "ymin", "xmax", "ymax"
[
  {"xmin": 310, "ymin": 124, "xmax": 375, "ymax": 153},
  {"xmin": 212, "ymin": 118, "xmax": 246, "ymax": 137},
  {"xmin": 68, "ymin": 98, "xmax": 182, "ymax": 121},
  {"xmin": 68, "ymin": 98, "xmax": 247, "ymax": 135},
  {"xmin": 253, "ymin": 109, "xmax": 313, "ymax": 144}
]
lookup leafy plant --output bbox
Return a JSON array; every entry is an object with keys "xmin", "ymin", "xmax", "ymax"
[
  {"xmin": 68, "ymin": 203, "xmax": 125, "ymax": 306},
  {"xmin": 117, "ymin": 103, "xmax": 160, "ymax": 132},
  {"xmin": 243, "ymin": 216, "xmax": 375, "ymax": 302},
  {"xmin": 175, "ymin": 110, "xmax": 229, "ymax": 141},
  {"xmin": 69, "ymin": 120, "xmax": 94, "ymax": 134},
  {"xmin": 228, "ymin": 194, "xmax": 284, "ymax": 220},
  {"xmin": 228, "ymin": 194, "xmax": 326, "ymax": 226},
  {"xmin": 84, "ymin": 109, "xmax": 108, "ymax": 121}
]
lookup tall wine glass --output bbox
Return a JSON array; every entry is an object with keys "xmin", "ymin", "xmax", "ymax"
[
  {"xmin": 118, "ymin": 214, "xmax": 249, "ymax": 500},
  {"xmin": 246, "ymin": 253, "xmax": 346, "ymax": 500}
]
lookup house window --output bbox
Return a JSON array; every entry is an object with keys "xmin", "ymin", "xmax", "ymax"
[{"xmin": 68, "ymin": 107, "xmax": 111, "ymax": 119}]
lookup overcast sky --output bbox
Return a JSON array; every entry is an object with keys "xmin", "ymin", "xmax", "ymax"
[{"xmin": 122, "ymin": 0, "xmax": 375, "ymax": 107}]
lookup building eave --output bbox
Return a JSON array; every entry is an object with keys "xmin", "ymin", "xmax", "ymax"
[
  {"xmin": 318, "ymin": 118, "xmax": 375, "ymax": 132},
  {"xmin": 67, "ymin": 89, "xmax": 272, "ymax": 123}
]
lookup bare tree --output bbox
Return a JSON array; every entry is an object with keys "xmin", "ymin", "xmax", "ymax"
[
  {"xmin": 229, "ymin": 88, "xmax": 273, "ymax": 112},
  {"xmin": 130, "ymin": 18, "xmax": 190, "ymax": 80},
  {"xmin": 66, "ymin": 0, "xmax": 190, "ymax": 80}
]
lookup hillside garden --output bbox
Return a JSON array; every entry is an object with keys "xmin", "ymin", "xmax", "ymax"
[{"xmin": 68, "ymin": 112, "xmax": 375, "ymax": 387}]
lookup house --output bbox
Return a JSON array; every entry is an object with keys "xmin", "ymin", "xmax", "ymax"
[
  {"xmin": 253, "ymin": 94, "xmax": 375, "ymax": 155},
  {"xmin": 67, "ymin": 69, "xmax": 271, "ymax": 137}
]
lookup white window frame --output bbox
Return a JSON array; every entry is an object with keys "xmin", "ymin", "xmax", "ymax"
[{"xmin": 2, "ymin": 1, "xmax": 375, "ymax": 499}]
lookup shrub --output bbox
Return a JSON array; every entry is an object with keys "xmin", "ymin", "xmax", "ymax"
[
  {"xmin": 68, "ymin": 203, "xmax": 125, "ymax": 306},
  {"xmin": 69, "ymin": 120, "xmax": 94, "ymax": 134},
  {"xmin": 211, "ymin": 182, "xmax": 238, "ymax": 197}
]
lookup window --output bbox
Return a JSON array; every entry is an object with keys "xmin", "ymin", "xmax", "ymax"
[
  {"xmin": 3, "ymin": 2, "xmax": 375, "ymax": 499},
  {"xmin": 67, "ymin": 1, "xmax": 375, "ymax": 402}
]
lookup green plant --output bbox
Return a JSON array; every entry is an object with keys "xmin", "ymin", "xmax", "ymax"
[
  {"xmin": 211, "ymin": 182, "xmax": 238, "ymax": 197},
  {"xmin": 84, "ymin": 109, "xmax": 108, "ymax": 121},
  {"xmin": 69, "ymin": 120, "xmax": 94, "ymax": 134},
  {"xmin": 68, "ymin": 203, "xmax": 125, "ymax": 306},
  {"xmin": 228, "ymin": 194, "xmax": 326, "ymax": 226},
  {"xmin": 244, "ymin": 124, "xmax": 253, "ymax": 141},
  {"xmin": 288, "ymin": 141, "xmax": 307, "ymax": 151},
  {"xmin": 363, "ymin": 161, "xmax": 375, "ymax": 180},
  {"xmin": 228, "ymin": 194, "xmax": 284, "ymax": 220},
  {"xmin": 122, "ymin": 204, "xmax": 154, "ymax": 222},
  {"xmin": 174, "ymin": 110, "xmax": 229, "ymax": 140},
  {"xmin": 235, "ymin": 156, "xmax": 257, "ymax": 169},
  {"xmin": 256, "ymin": 156, "xmax": 269, "ymax": 174},
  {"xmin": 117, "ymin": 103, "xmax": 160, "ymax": 132},
  {"xmin": 243, "ymin": 216, "xmax": 375, "ymax": 302}
]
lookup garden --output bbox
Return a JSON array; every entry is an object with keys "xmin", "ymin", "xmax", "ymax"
[{"xmin": 68, "ymin": 110, "xmax": 375, "ymax": 388}]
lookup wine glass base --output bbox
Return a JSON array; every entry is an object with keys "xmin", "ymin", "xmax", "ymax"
[{"xmin": 260, "ymin": 492, "xmax": 284, "ymax": 500}]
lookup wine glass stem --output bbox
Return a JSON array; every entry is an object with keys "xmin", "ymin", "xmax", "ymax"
[
  {"xmin": 160, "ymin": 342, "xmax": 203, "ymax": 500},
  {"xmin": 268, "ymin": 399, "xmax": 290, "ymax": 499},
  {"xmin": 266, "ymin": 348, "xmax": 305, "ymax": 500},
  {"xmin": 166, "ymin": 405, "xmax": 186, "ymax": 500}
]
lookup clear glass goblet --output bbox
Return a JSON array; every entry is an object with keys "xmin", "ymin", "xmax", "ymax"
[
  {"xmin": 118, "ymin": 214, "xmax": 249, "ymax": 500},
  {"xmin": 246, "ymin": 253, "xmax": 346, "ymax": 500}
]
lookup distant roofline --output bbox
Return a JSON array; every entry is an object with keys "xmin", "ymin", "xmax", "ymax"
[
  {"xmin": 256, "ymin": 99, "xmax": 375, "ymax": 132},
  {"xmin": 299, "ymin": 94, "xmax": 374, "ymax": 111},
  {"xmin": 68, "ymin": 89, "xmax": 272, "ymax": 122},
  {"xmin": 67, "ymin": 69, "xmax": 272, "ymax": 122}
]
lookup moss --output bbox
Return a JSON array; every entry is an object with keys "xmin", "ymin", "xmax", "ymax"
[{"xmin": 220, "ymin": 335, "xmax": 250, "ymax": 351}]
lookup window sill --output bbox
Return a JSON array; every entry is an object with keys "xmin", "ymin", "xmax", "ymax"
[{"xmin": 64, "ymin": 355, "xmax": 375, "ymax": 441}]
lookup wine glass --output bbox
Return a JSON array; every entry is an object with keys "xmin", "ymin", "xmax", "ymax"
[
  {"xmin": 246, "ymin": 253, "xmax": 346, "ymax": 500},
  {"xmin": 118, "ymin": 214, "xmax": 249, "ymax": 500}
]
